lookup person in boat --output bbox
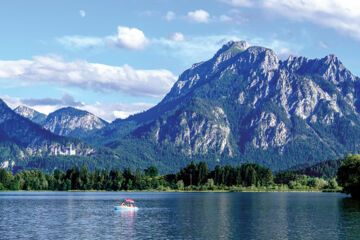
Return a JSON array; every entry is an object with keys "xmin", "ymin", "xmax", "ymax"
[{"xmin": 120, "ymin": 202, "xmax": 126, "ymax": 207}]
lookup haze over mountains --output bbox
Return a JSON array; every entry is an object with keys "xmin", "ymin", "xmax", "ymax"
[{"xmin": 2, "ymin": 41, "xmax": 360, "ymax": 172}]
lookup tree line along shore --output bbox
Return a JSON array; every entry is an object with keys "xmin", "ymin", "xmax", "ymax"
[{"xmin": 0, "ymin": 154, "xmax": 359, "ymax": 198}]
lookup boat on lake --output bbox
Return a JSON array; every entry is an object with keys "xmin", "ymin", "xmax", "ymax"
[{"xmin": 114, "ymin": 198, "xmax": 139, "ymax": 211}]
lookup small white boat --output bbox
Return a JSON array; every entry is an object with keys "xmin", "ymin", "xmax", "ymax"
[
  {"xmin": 114, "ymin": 206, "xmax": 139, "ymax": 211},
  {"xmin": 114, "ymin": 198, "xmax": 139, "ymax": 211}
]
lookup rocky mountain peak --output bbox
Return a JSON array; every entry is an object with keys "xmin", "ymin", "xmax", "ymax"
[
  {"xmin": 237, "ymin": 46, "xmax": 279, "ymax": 72},
  {"xmin": 99, "ymin": 41, "xmax": 360, "ymax": 171},
  {"xmin": 14, "ymin": 105, "xmax": 47, "ymax": 125},
  {"xmin": 0, "ymin": 99, "xmax": 93, "ymax": 159},
  {"xmin": 51, "ymin": 107, "xmax": 88, "ymax": 117},
  {"xmin": 211, "ymin": 41, "xmax": 250, "ymax": 70},
  {"xmin": 14, "ymin": 105, "xmax": 34, "ymax": 115},
  {"xmin": 323, "ymin": 54, "xmax": 339, "ymax": 65},
  {"xmin": 214, "ymin": 40, "xmax": 249, "ymax": 57},
  {"xmin": 43, "ymin": 107, "xmax": 108, "ymax": 137}
]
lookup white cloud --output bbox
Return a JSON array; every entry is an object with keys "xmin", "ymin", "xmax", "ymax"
[
  {"xmin": 165, "ymin": 11, "xmax": 175, "ymax": 21},
  {"xmin": 221, "ymin": 0, "xmax": 253, "ymax": 7},
  {"xmin": 57, "ymin": 26, "xmax": 149, "ymax": 50},
  {"xmin": 168, "ymin": 32, "xmax": 185, "ymax": 42},
  {"xmin": 262, "ymin": 0, "xmax": 360, "ymax": 40},
  {"xmin": 222, "ymin": 0, "xmax": 360, "ymax": 41},
  {"xmin": 0, "ymin": 56, "xmax": 177, "ymax": 98},
  {"xmin": 113, "ymin": 26, "xmax": 149, "ymax": 50},
  {"xmin": 80, "ymin": 102, "xmax": 155, "ymax": 121},
  {"xmin": 79, "ymin": 10, "xmax": 86, "ymax": 18},
  {"xmin": 187, "ymin": 10, "xmax": 210, "ymax": 23}
]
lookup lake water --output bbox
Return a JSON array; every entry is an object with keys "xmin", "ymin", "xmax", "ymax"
[{"xmin": 0, "ymin": 192, "xmax": 359, "ymax": 240}]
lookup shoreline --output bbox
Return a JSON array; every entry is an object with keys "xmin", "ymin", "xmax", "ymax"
[{"xmin": 0, "ymin": 189, "xmax": 342, "ymax": 193}]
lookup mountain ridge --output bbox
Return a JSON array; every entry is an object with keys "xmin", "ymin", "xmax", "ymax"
[
  {"xmin": 0, "ymin": 100, "xmax": 95, "ymax": 170},
  {"xmin": 43, "ymin": 107, "xmax": 108, "ymax": 137},
  {"xmin": 14, "ymin": 105, "xmax": 47, "ymax": 125},
  {"xmin": 91, "ymin": 40, "xmax": 360, "ymax": 171},
  {"xmin": 3, "ymin": 41, "xmax": 360, "ymax": 173},
  {"xmin": 14, "ymin": 105, "xmax": 109, "ymax": 138}
]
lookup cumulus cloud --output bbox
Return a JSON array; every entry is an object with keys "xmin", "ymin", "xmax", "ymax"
[
  {"xmin": 168, "ymin": 32, "xmax": 185, "ymax": 42},
  {"xmin": 79, "ymin": 10, "xmax": 86, "ymax": 18},
  {"xmin": 0, "ymin": 56, "xmax": 177, "ymax": 98},
  {"xmin": 111, "ymin": 26, "xmax": 149, "ymax": 50},
  {"xmin": 187, "ymin": 10, "xmax": 210, "ymax": 23},
  {"xmin": 165, "ymin": 11, "xmax": 175, "ymax": 21}
]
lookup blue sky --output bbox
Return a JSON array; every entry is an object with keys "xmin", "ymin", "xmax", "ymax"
[{"xmin": 1, "ymin": 0, "xmax": 360, "ymax": 121}]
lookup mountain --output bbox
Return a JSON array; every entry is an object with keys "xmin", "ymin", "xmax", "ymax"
[
  {"xmin": 0, "ymin": 100, "xmax": 95, "ymax": 170},
  {"xmin": 14, "ymin": 106, "xmax": 108, "ymax": 138},
  {"xmin": 14, "ymin": 105, "xmax": 47, "ymax": 125},
  {"xmin": 40, "ymin": 107, "xmax": 108, "ymax": 137},
  {"xmin": 92, "ymin": 40, "xmax": 360, "ymax": 171}
]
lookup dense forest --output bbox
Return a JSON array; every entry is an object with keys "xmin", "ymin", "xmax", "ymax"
[
  {"xmin": 337, "ymin": 154, "xmax": 360, "ymax": 199},
  {"xmin": 0, "ymin": 161, "xmax": 340, "ymax": 192},
  {"xmin": 286, "ymin": 159, "xmax": 342, "ymax": 179}
]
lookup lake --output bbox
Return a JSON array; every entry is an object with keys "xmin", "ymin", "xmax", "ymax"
[{"xmin": 0, "ymin": 192, "xmax": 359, "ymax": 239}]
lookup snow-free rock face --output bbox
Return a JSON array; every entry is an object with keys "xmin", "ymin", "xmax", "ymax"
[
  {"xmin": 43, "ymin": 107, "xmax": 108, "ymax": 137},
  {"xmin": 0, "ymin": 100, "xmax": 94, "ymax": 167},
  {"xmin": 95, "ymin": 40, "xmax": 360, "ymax": 170},
  {"xmin": 14, "ymin": 105, "xmax": 47, "ymax": 125}
]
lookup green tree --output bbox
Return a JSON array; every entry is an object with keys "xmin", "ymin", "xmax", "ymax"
[
  {"xmin": 206, "ymin": 178, "xmax": 215, "ymax": 190},
  {"xmin": 176, "ymin": 180, "xmax": 184, "ymax": 190},
  {"xmin": 337, "ymin": 154, "xmax": 360, "ymax": 198},
  {"xmin": 0, "ymin": 169, "xmax": 13, "ymax": 189},
  {"xmin": 197, "ymin": 162, "xmax": 209, "ymax": 185},
  {"xmin": 328, "ymin": 178, "xmax": 338, "ymax": 189},
  {"xmin": 144, "ymin": 166, "xmax": 159, "ymax": 178},
  {"xmin": 109, "ymin": 169, "xmax": 123, "ymax": 191},
  {"xmin": 79, "ymin": 165, "xmax": 89, "ymax": 190}
]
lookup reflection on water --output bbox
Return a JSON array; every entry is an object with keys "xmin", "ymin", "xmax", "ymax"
[
  {"xmin": 0, "ymin": 192, "xmax": 359, "ymax": 240},
  {"xmin": 338, "ymin": 198, "xmax": 360, "ymax": 240}
]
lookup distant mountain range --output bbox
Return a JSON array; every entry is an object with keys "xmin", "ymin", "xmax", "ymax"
[
  {"xmin": 14, "ymin": 105, "xmax": 47, "ymax": 125},
  {"xmin": 15, "ymin": 106, "xmax": 108, "ymax": 138},
  {"xmin": 0, "ymin": 100, "xmax": 95, "ymax": 170},
  {"xmin": 3, "ymin": 40, "xmax": 360, "ymax": 173}
]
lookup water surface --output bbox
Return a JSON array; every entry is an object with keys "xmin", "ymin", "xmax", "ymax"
[{"xmin": 0, "ymin": 192, "xmax": 359, "ymax": 239}]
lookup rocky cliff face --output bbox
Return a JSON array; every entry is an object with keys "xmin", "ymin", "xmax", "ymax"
[
  {"xmin": 102, "ymin": 40, "xmax": 360, "ymax": 170},
  {"xmin": 0, "ymin": 100, "xmax": 94, "ymax": 167},
  {"xmin": 42, "ymin": 107, "xmax": 108, "ymax": 137},
  {"xmin": 14, "ymin": 105, "xmax": 47, "ymax": 125}
]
